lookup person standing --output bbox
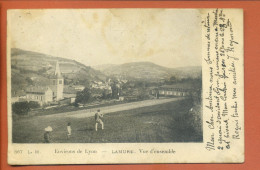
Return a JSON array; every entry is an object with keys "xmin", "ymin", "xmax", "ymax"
[
  {"xmin": 44, "ymin": 126, "xmax": 53, "ymax": 143},
  {"xmin": 95, "ymin": 109, "xmax": 104, "ymax": 131},
  {"xmin": 67, "ymin": 122, "xmax": 72, "ymax": 139}
]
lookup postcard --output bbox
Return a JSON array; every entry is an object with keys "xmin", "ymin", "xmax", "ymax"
[{"xmin": 7, "ymin": 8, "xmax": 244, "ymax": 164}]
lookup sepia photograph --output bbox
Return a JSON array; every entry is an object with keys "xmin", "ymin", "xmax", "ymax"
[
  {"xmin": 10, "ymin": 9, "xmax": 202, "ymax": 143},
  {"xmin": 7, "ymin": 8, "xmax": 244, "ymax": 164}
]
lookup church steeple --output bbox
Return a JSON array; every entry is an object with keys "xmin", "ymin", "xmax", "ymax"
[
  {"xmin": 55, "ymin": 61, "xmax": 61, "ymax": 76},
  {"xmin": 50, "ymin": 61, "xmax": 64, "ymax": 101}
]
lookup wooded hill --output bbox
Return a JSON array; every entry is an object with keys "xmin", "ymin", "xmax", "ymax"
[{"xmin": 94, "ymin": 62, "xmax": 202, "ymax": 81}]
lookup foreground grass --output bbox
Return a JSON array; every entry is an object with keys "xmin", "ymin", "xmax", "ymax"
[{"xmin": 13, "ymin": 98, "xmax": 202, "ymax": 143}]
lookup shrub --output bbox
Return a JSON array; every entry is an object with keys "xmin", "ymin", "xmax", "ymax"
[
  {"xmin": 75, "ymin": 88, "xmax": 92, "ymax": 104},
  {"xmin": 12, "ymin": 101, "xmax": 30, "ymax": 115},
  {"xmin": 28, "ymin": 101, "xmax": 40, "ymax": 109},
  {"xmin": 12, "ymin": 101, "xmax": 40, "ymax": 115}
]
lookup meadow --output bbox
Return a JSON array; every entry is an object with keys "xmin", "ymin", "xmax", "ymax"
[{"xmin": 12, "ymin": 98, "xmax": 202, "ymax": 143}]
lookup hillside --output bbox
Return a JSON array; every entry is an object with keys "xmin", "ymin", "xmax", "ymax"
[
  {"xmin": 11, "ymin": 48, "xmax": 202, "ymax": 97},
  {"xmin": 94, "ymin": 62, "xmax": 202, "ymax": 81},
  {"xmin": 11, "ymin": 48, "xmax": 107, "ymax": 97}
]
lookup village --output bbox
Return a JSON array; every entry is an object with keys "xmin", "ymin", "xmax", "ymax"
[{"xmin": 11, "ymin": 61, "xmax": 201, "ymax": 116}]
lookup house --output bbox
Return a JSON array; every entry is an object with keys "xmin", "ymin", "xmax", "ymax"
[
  {"xmin": 26, "ymin": 86, "xmax": 53, "ymax": 105},
  {"xmin": 91, "ymin": 81, "xmax": 112, "ymax": 92},
  {"xmin": 151, "ymin": 83, "xmax": 201, "ymax": 98}
]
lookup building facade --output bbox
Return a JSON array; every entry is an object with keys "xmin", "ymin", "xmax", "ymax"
[
  {"xmin": 26, "ymin": 87, "xmax": 53, "ymax": 106},
  {"xmin": 150, "ymin": 84, "xmax": 198, "ymax": 98}
]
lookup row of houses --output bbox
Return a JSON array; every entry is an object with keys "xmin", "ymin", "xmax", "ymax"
[{"xmin": 91, "ymin": 81, "xmax": 112, "ymax": 92}]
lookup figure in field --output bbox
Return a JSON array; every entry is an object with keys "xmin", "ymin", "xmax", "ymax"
[{"xmin": 95, "ymin": 109, "xmax": 104, "ymax": 131}]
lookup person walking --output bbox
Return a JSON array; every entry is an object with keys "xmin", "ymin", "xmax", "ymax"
[{"xmin": 95, "ymin": 109, "xmax": 104, "ymax": 131}]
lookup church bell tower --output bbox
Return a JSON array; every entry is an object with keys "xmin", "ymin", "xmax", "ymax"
[{"xmin": 50, "ymin": 61, "xmax": 64, "ymax": 101}]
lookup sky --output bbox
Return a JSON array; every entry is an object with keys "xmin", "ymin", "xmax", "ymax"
[{"xmin": 8, "ymin": 9, "xmax": 202, "ymax": 68}]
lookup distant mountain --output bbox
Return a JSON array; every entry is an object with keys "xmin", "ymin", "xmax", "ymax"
[
  {"xmin": 93, "ymin": 64, "xmax": 116, "ymax": 71},
  {"xmin": 94, "ymin": 62, "xmax": 202, "ymax": 81},
  {"xmin": 11, "ymin": 48, "xmax": 107, "ymax": 97}
]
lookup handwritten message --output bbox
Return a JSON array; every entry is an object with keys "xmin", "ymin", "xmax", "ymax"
[{"xmin": 203, "ymin": 9, "xmax": 243, "ymax": 152}]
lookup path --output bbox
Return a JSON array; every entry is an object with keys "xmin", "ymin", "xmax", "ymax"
[{"xmin": 43, "ymin": 97, "xmax": 184, "ymax": 119}]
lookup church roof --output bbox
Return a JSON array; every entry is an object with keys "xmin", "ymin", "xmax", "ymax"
[
  {"xmin": 160, "ymin": 83, "xmax": 201, "ymax": 90},
  {"xmin": 49, "ymin": 85, "xmax": 57, "ymax": 93},
  {"xmin": 49, "ymin": 61, "xmax": 63, "ymax": 79},
  {"xmin": 26, "ymin": 86, "xmax": 51, "ymax": 94},
  {"xmin": 49, "ymin": 74, "xmax": 63, "ymax": 79}
]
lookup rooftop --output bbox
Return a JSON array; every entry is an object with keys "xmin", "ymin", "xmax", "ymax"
[
  {"xmin": 159, "ymin": 83, "xmax": 201, "ymax": 90},
  {"xmin": 26, "ymin": 86, "xmax": 51, "ymax": 94}
]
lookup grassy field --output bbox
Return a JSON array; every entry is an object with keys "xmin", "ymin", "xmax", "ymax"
[{"xmin": 12, "ymin": 98, "xmax": 202, "ymax": 143}]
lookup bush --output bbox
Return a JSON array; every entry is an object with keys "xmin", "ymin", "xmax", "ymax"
[
  {"xmin": 75, "ymin": 88, "xmax": 92, "ymax": 104},
  {"xmin": 28, "ymin": 101, "xmax": 40, "ymax": 109},
  {"xmin": 12, "ymin": 101, "xmax": 40, "ymax": 115}
]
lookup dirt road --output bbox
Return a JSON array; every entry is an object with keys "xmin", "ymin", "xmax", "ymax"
[{"xmin": 44, "ymin": 97, "xmax": 184, "ymax": 119}]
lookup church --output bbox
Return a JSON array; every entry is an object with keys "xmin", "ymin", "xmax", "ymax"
[{"xmin": 25, "ymin": 61, "xmax": 64, "ymax": 106}]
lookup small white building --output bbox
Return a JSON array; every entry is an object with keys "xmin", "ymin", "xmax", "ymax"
[{"xmin": 26, "ymin": 87, "xmax": 53, "ymax": 106}]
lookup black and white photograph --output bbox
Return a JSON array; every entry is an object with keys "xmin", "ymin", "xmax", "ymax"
[
  {"xmin": 7, "ymin": 9, "xmax": 244, "ymax": 164},
  {"xmin": 10, "ymin": 9, "xmax": 202, "ymax": 143}
]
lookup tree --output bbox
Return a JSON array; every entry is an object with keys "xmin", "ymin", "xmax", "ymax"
[
  {"xmin": 12, "ymin": 101, "xmax": 40, "ymax": 115},
  {"xmin": 101, "ymin": 89, "xmax": 112, "ymax": 99},
  {"xmin": 137, "ymin": 88, "xmax": 149, "ymax": 100},
  {"xmin": 111, "ymin": 83, "xmax": 119, "ymax": 99},
  {"xmin": 75, "ymin": 88, "xmax": 92, "ymax": 104},
  {"xmin": 170, "ymin": 76, "xmax": 177, "ymax": 82}
]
